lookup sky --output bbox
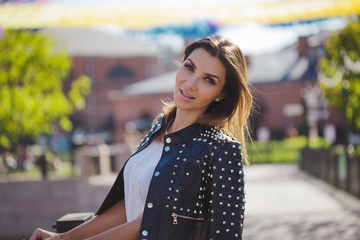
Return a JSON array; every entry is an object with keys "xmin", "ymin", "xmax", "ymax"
[
  {"xmin": 106, "ymin": 17, "xmax": 348, "ymax": 56},
  {"xmin": 218, "ymin": 18, "xmax": 348, "ymax": 55}
]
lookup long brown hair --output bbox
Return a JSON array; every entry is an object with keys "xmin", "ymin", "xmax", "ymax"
[{"xmin": 156, "ymin": 35, "xmax": 252, "ymax": 161}]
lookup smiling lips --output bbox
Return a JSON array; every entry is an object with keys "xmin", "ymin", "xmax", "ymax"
[{"xmin": 180, "ymin": 89, "xmax": 195, "ymax": 100}]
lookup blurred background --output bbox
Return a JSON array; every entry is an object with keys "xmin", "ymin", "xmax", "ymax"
[{"xmin": 0, "ymin": 0, "xmax": 360, "ymax": 239}]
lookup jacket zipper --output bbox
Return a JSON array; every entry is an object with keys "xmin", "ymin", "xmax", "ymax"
[{"xmin": 171, "ymin": 212, "xmax": 204, "ymax": 224}]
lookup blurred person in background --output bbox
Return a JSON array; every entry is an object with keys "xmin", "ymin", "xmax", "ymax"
[{"xmin": 30, "ymin": 35, "xmax": 252, "ymax": 240}]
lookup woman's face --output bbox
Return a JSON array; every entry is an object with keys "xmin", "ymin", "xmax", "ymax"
[{"xmin": 174, "ymin": 48, "xmax": 226, "ymax": 117}]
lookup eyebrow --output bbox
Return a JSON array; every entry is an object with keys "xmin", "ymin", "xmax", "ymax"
[{"xmin": 187, "ymin": 58, "xmax": 221, "ymax": 82}]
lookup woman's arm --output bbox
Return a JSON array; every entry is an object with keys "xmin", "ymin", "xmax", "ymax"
[
  {"xmin": 207, "ymin": 142, "xmax": 245, "ymax": 239},
  {"xmin": 85, "ymin": 213, "xmax": 143, "ymax": 240},
  {"xmin": 29, "ymin": 198, "xmax": 127, "ymax": 240},
  {"xmin": 65, "ymin": 198, "xmax": 127, "ymax": 239}
]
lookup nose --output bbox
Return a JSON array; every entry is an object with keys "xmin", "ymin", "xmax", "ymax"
[{"xmin": 184, "ymin": 75, "xmax": 198, "ymax": 90}]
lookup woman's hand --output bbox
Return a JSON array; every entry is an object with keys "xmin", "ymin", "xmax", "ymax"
[{"xmin": 29, "ymin": 228, "xmax": 64, "ymax": 240}]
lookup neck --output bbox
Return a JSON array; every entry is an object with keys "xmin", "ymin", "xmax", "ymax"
[{"xmin": 168, "ymin": 109, "xmax": 201, "ymax": 133}]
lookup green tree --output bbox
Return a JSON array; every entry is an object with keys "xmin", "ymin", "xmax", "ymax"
[
  {"xmin": 0, "ymin": 30, "xmax": 91, "ymax": 152},
  {"xmin": 318, "ymin": 16, "xmax": 360, "ymax": 136}
]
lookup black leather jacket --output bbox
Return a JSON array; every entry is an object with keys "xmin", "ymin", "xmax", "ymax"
[{"xmin": 97, "ymin": 119, "xmax": 245, "ymax": 240}]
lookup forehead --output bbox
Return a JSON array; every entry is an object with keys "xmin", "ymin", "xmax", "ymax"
[{"xmin": 187, "ymin": 48, "xmax": 226, "ymax": 80}]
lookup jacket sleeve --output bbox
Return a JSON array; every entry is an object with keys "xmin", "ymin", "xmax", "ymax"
[{"xmin": 207, "ymin": 142, "xmax": 245, "ymax": 240}]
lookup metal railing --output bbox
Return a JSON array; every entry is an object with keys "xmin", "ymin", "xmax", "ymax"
[{"xmin": 299, "ymin": 147, "xmax": 360, "ymax": 198}]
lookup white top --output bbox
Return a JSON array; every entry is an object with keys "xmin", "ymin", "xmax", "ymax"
[{"xmin": 123, "ymin": 140, "xmax": 163, "ymax": 222}]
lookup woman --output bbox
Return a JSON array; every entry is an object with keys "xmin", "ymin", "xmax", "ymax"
[{"xmin": 30, "ymin": 35, "xmax": 252, "ymax": 240}]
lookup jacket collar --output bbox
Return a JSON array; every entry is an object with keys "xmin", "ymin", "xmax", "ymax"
[{"xmin": 162, "ymin": 119, "xmax": 204, "ymax": 144}]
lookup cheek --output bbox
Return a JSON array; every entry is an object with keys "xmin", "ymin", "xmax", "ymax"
[
  {"xmin": 176, "ymin": 67, "xmax": 192, "ymax": 83},
  {"xmin": 199, "ymin": 83, "xmax": 222, "ymax": 101},
  {"xmin": 175, "ymin": 70, "xmax": 183, "ymax": 87}
]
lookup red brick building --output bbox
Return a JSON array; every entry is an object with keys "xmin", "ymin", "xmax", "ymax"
[{"xmin": 43, "ymin": 28, "xmax": 176, "ymax": 145}]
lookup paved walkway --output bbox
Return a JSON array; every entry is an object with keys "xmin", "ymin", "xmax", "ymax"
[{"xmin": 243, "ymin": 164, "xmax": 360, "ymax": 240}]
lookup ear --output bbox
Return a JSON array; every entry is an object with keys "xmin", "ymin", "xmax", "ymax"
[{"xmin": 215, "ymin": 93, "xmax": 226, "ymax": 102}]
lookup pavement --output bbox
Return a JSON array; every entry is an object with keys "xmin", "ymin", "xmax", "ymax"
[{"xmin": 243, "ymin": 163, "xmax": 360, "ymax": 240}]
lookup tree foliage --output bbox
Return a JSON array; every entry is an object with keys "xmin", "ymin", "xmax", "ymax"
[
  {"xmin": 0, "ymin": 30, "xmax": 91, "ymax": 151},
  {"xmin": 318, "ymin": 16, "xmax": 360, "ymax": 133}
]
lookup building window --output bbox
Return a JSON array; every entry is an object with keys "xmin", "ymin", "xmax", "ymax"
[{"xmin": 107, "ymin": 66, "xmax": 134, "ymax": 79}]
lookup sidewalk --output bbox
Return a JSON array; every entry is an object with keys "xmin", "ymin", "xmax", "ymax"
[{"xmin": 243, "ymin": 163, "xmax": 360, "ymax": 240}]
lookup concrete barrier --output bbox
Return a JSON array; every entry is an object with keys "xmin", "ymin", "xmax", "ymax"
[{"xmin": 0, "ymin": 177, "xmax": 113, "ymax": 240}]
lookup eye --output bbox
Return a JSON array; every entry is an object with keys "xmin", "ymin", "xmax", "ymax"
[
  {"xmin": 205, "ymin": 77, "xmax": 216, "ymax": 85},
  {"xmin": 184, "ymin": 63, "xmax": 194, "ymax": 71}
]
